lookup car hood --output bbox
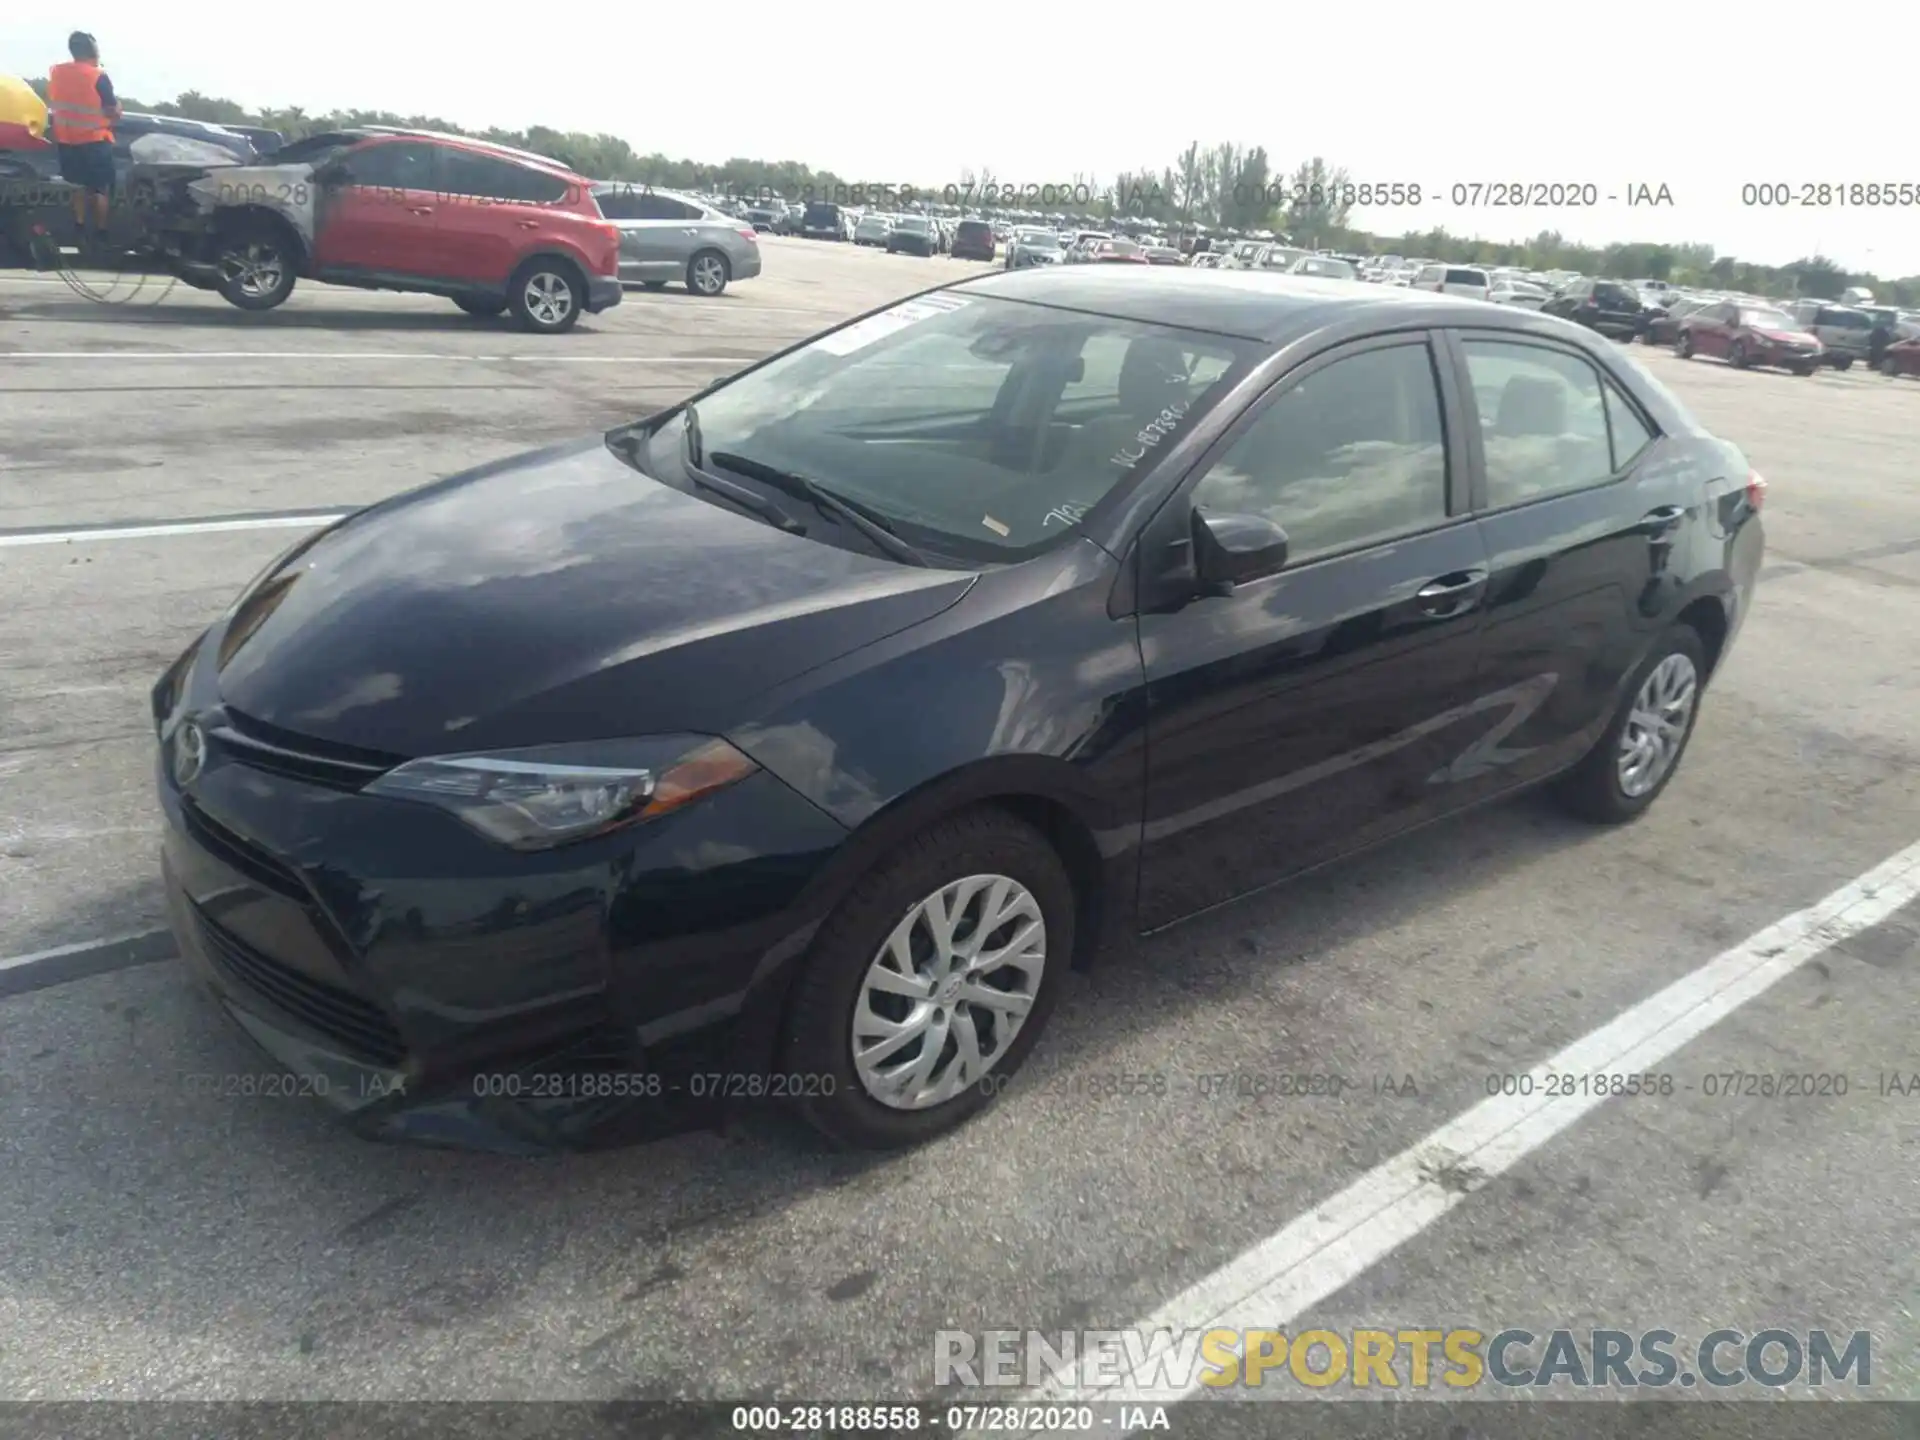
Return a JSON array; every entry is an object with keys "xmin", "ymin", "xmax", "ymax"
[{"xmin": 213, "ymin": 438, "xmax": 975, "ymax": 757}]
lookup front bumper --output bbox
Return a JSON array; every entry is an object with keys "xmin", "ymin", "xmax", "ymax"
[
  {"xmin": 153, "ymin": 672, "xmax": 850, "ymax": 1153},
  {"xmin": 1752, "ymin": 346, "xmax": 1822, "ymax": 368},
  {"xmin": 585, "ymin": 274, "xmax": 622, "ymax": 313}
]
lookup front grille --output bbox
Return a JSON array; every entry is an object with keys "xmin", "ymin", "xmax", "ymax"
[
  {"xmin": 210, "ymin": 709, "xmax": 401, "ymax": 793},
  {"xmin": 194, "ymin": 903, "xmax": 407, "ymax": 1067},
  {"xmin": 179, "ymin": 799, "xmax": 309, "ymax": 902}
]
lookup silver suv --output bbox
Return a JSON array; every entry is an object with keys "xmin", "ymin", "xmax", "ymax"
[{"xmin": 1788, "ymin": 301, "xmax": 1873, "ymax": 370}]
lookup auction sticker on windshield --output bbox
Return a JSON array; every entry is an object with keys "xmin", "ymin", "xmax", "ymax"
[{"xmin": 814, "ymin": 295, "xmax": 970, "ymax": 355}]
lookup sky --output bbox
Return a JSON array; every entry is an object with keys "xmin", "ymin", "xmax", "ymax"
[{"xmin": 6, "ymin": 1, "xmax": 1916, "ymax": 274}]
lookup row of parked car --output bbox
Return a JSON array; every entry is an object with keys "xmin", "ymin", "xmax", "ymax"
[{"xmin": 0, "ymin": 109, "xmax": 779, "ymax": 326}]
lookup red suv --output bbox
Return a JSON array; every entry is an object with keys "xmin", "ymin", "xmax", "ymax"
[{"xmin": 142, "ymin": 129, "xmax": 622, "ymax": 332}]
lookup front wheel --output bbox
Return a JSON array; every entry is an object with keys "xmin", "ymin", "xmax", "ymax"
[
  {"xmin": 1553, "ymin": 627, "xmax": 1707, "ymax": 825},
  {"xmin": 1676, "ymin": 331, "xmax": 1694, "ymax": 359},
  {"xmin": 686, "ymin": 248, "xmax": 729, "ymax": 296},
  {"xmin": 1883, "ymin": 357, "xmax": 1902, "ymax": 377},
  {"xmin": 509, "ymin": 260, "xmax": 583, "ymax": 333},
  {"xmin": 781, "ymin": 808, "xmax": 1074, "ymax": 1150},
  {"xmin": 1834, "ymin": 358, "xmax": 1853, "ymax": 372},
  {"xmin": 1728, "ymin": 340, "xmax": 1748, "ymax": 369},
  {"xmin": 214, "ymin": 223, "xmax": 298, "ymax": 311},
  {"xmin": 1793, "ymin": 363, "xmax": 1816, "ymax": 376}
]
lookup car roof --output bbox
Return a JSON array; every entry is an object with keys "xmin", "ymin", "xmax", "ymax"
[
  {"xmin": 355, "ymin": 126, "xmax": 576, "ymax": 173},
  {"xmin": 953, "ymin": 267, "xmax": 1574, "ymax": 343}
]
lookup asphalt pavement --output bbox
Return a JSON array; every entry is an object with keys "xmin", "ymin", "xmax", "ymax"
[{"xmin": 1, "ymin": 241, "xmax": 1915, "ymax": 1423}]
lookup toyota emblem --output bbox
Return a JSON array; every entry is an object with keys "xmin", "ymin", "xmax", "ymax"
[{"xmin": 173, "ymin": 719, "xmax": 207, "ymax": 786}]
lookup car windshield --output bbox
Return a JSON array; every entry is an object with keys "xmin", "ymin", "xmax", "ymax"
[
  {"xmin": 1446, "ymin": 270, "xmax": 1488, "ymax": 285},
  {"xmin": 1297, "ymin": 259, "xmax": 1355, "ymax": 277},
  {"xmin": 897, "ymin": 217, "xmax": 930, "ymax": 231},
  {"xmin": 1742, "ymin": 309, "xmax": 1796, "ymax": 330},
  {"xmin": 804, "ymin": 203, "xmax": 840, "ymax": 223},
  {"xmin": 1017, "ymin": 230, "xmax": 1060, "ymax": 246},
  {"xmin": 634, "ymin": 294, "xmax": 1255, "ymax": 564}
]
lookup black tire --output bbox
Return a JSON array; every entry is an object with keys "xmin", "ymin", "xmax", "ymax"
[
  {"xmin": 1676, "ymin": 331, "xmax": 1694, "ymax": 359},
  {"xmin": 686, "ymin": 248, "xmax": 730, "ymax": 296},
  {"xmin": 213, "ymin": 219, "xmax": 298, "ymax": 311},
  {"xmin": 641, "ymin": 280, "xmax": 667, "ymax": 291},
  {"xmin": 1883, "ymin": 357, "xmax": 1901, "ymax": 377},
  {"xmin": 1835, "ymin": 358, "xmax": 1853, "ymax": 372},
  {"xmin": 453, "ymin": 295, "xmax": 506, "ymax": 317},
  {"xmin": 781, "ymin": 807, "xmax": 1075, "ymax": 1150},
  {"xmin": 508, "ymin": 258, "xmax": 584, "ymax": 333},
  {"xmin": 1553, "ymin": 626, "xmax": 1708, "ymax": 826},
  {"xmin": 1728, "ymin": 340, "xmax": 1748, "ymax": 369},
  {"xmin": 1793, "ymin": 363, "xmax": 1815, "ymax": 376}
]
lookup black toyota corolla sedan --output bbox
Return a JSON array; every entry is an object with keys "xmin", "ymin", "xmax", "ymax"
[{"xmin": 152, "ymin": 269, "xmax": 1765, "ymax": 1154}]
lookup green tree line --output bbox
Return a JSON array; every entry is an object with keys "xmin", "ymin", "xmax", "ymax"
[{"xmin": 25, "ymin": 82, "xmax": 1918, "ymax": 304}]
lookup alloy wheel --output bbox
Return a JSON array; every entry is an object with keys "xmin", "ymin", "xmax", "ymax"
[
  {"xmin": 220, "ymin": 241, "xmax": 285, "ymax": 299},
  {"xmin": 1616, "ymin": 652, "xmax": 1698, "ymax": 799},
  {"xmin": 691, "ymin": 254, "xmax": 726, "ymax": 294},
  {"xmin": 851, "ymin": 873, "xmax": 1046, "ymax": 1111},
  {"xmin": 523, "ymin": 271, "xmax": 574, "ymax": 327}
]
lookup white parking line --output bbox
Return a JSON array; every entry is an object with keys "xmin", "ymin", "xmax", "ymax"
[
  {"xmin": 0, "ymin": 928, "xmax": 171, "ymax": 975},
  {"xmin": 0, "ymin": 352, "xmax": 745, "ymax": 363},
  {"xmin": 968, "ymin": 836, "xmax": 1920, "ymax": 1435},
  {"xmin": 0, "ymin": 514, "xmax": 346, "ymax": 548}
]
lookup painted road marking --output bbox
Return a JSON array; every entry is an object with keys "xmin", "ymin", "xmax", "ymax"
[
  {"xmin": 0, "ymin": 928, "xmax": 176, "ymax": 998},
  {"xmin": 958, "ymin": 836, "xmax": 1920, "ymax": 1436},
  {"xmin": 0, "ymin": 352, "xmax": 747, "ymax": 363},
  {"xmin": 0, "ymin": 511, "xmax": 349, "ymax": 548}
]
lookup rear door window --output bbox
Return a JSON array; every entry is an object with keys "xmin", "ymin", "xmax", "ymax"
[
  {"xmin": 438, "ymin": 150, "xmax": 572, "ymax": 205},
  {"xmin": 1460, "ymin": 339, "xmax": 1616, "ymax": 508}
]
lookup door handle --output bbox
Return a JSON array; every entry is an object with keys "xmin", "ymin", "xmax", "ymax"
[
  {"xmin": 516, "ymin": 220, "xmax": 539, "ymax": 229},
  {"xmin": 1639, "ymin": 505, "xmax": 1685, "ymax": 538},
  {"xmin": 1415, "ymin": 569, "xmax": 1488, "ymax": 617},
  {"xmin": 408, "ymin": 206, "xmax": 434, "ymax": 215},
  {"xmin": 685, "ymin": 228, "xmax": 702, "ymax": 236}
]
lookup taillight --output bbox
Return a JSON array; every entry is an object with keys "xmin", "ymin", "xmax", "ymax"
[
  {"xmin": 1746, "ymin": 468, "xmax": 1767, "ymax": 511},
  {"xmin": 739, "ymin": 227, "xmax": 758, "ymax": 243}
]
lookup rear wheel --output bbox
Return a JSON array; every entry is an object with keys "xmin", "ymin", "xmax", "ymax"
[
  {"xmin": 1835, "ymin": 358, "xmax": 1853, "ymax": 372},
  {"xmin": 1554, "ymin": 626, "xmax": 1707, "ymax": 825},
  {"xmin": 686, "ymin": 248, "xmax": 729, "ymax": 296},
  {"xmin": 1728, "ymin": 340, "xmax": 1748, "ymax": 369},
  {"xmin": 1676, "ymin": 331, "xmax": 1694, "ymax": 359},
  {"xmin": 781, "ymin": 808, "xmax": 1074, "ymax": 1150},
  {"xmin": 213, "ymin": 220, "xmax": 298, "ymax": 311},
  {"xmin": 1883, "ymin": 357, "xmax": 1902, "ymax": 377},
  {"xmin": 508, "ymin": 260, "xmax": 583, "ymax": 333},
  {"xmin": 453, "ymin": 295, "xmax": 506, "ymax": 317},
  {"xmin": 1793, "ymin": 362, "xmax": 1815, "ymax": 376}
]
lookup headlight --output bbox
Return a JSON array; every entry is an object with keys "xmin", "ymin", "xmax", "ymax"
[{"xmin": 362, "ymin": 735, "xmax": 758, "ymax": 851}]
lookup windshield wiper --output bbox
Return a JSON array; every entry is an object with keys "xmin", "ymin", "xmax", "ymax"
[
  {"xmin": 707, "ymin": 451, "xmax": 931, "ymax": 567},
  {"xmin": 606, "ymin": 416, "xmax": 805, "ymax": 535}
]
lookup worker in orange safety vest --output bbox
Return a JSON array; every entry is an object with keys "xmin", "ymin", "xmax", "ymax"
[{"xmin": 47, "ymin": 31, "xmax": 122, "ymax": 246}]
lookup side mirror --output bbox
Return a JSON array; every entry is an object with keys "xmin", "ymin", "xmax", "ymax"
[
  {"xmin": 311, "ymin": 159, "xmax": 347, "ymax": 186},
  {"xmin": 1192, "ymin": 509, "xmax": 1289, "ymax": 594}
]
